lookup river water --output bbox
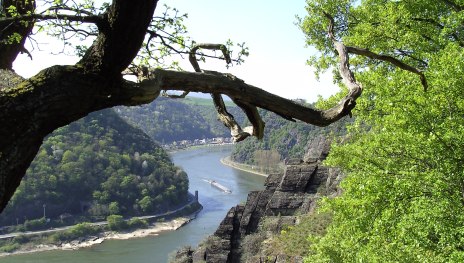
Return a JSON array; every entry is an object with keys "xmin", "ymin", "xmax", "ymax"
[{"xmin": 2, "ymin": 146, "xmax": 266, "ymax": 263}]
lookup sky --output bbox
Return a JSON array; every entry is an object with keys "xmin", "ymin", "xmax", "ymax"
[{"xmin": 13, "ymin": 0, "xmax": 339, "ymax": 102}]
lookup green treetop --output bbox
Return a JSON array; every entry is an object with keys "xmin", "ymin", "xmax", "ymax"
[{"xmin": 300, "ymin": 0, "xmax": 464, "ymax": 262}]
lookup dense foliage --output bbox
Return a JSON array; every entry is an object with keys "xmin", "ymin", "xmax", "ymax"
[
  {"xmin": 300, "ymin": 0, "xmax": 464, "ymax": 262},
  {"xmin": 0, "ymin": 109, "xmax": 189, "ymax": 226},
  {"xmin": 116, "ymin": 96, "xmax": 244, "ymax": 143}
]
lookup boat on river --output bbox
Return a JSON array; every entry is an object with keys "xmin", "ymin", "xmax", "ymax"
[{"xmin": 202, "ymin": 179, "xmax": 232, "ymax": 194}]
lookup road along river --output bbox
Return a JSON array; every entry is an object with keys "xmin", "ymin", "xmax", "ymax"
[{"xmin": 1, "ymin": 146, "xmax": 266, "ymax": 263}]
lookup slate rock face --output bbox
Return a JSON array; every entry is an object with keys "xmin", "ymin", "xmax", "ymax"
[{"xmin": 172, "ymin": 136, "xmax": 342, "ymax": 263}]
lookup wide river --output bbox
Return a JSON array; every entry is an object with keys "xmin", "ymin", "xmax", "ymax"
[{"xmin": 2, "ymin": 146, "xmax": 266, "ymax": 263}]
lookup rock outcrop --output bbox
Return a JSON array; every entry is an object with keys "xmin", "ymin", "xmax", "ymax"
[{"xmin": 173, "ymin": 136, "xmax": 342, "ymax": 263}]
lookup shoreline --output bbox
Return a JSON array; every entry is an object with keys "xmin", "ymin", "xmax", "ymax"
[
  {"xmin": 220, "ymin": 156, "xmax": 270, "ymax": 177},
  {"xmin": 0, "ymin": 213, "xmax": 198, "ymax": 258},
  {"xmin": 167, "ymin": 142, "xmax": 234, "ymax": 154}
]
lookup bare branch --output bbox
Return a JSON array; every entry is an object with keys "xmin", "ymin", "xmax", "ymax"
[
  {"xmin": 323, "ymin": 12, "xmax": 362, "ymax": 117},
  {"xmin": 130, "ymin": 69, "xmax": 355, "ymax": 127},
  {"xmin": 0, "ymin": 13, "xmax": 103, "ymax": 27},
  {"xmin": 324, "ymin": 12, "xmax": 428, "ymax": 91},
  {"xmin": 346, "ymin": 46, "xmax": 428, "ymax": 90},
  {"xmin": 186, "ymin": 43, "xmax": 264, "ymax": 142},
  {"xmin": 395, "ymin": 49, "xmax": 429, "ymax": 67}
]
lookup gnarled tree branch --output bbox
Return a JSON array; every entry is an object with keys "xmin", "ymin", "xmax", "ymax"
[
  {"xmin": 324, "ymin": 12, "xmax": 428, "ymax": 91},
  {"xmin": 0, "ymin": 1, "xmax": 369, "ymax": 214},
  {"xmin": 182, "ymin": 43, "xmax": 264, "ymax": 141},
  {"xmin": 346, "ymin": 46, "xmax": 428, "ymax": 91},
  {"xmin": 323, "ymin": 12, "xmax": 362, "ymax": 118}
]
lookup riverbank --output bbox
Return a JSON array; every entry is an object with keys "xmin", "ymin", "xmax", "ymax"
[
  {"xmin": 0, "ymin": 214, "xmax": 195, "ymax": 258},
  {"xmin": 220, "ymin": 156, "xmax": 271, "ymax": 177},
  {"xmin": 167, "ymin": 142, "xmax": 234, "ymax": 154}
]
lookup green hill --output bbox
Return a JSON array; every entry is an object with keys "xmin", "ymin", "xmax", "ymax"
[
  {"xmin": 231, "ymin": 107, "xmax": 348, "ymax": 172},
  {"xmin": 0, "ymin": 109, "xmax": 189, "ymax": 226},
  {"xmin": 116, "ymin": 96, "xmax": 244, "ymax": 143}
]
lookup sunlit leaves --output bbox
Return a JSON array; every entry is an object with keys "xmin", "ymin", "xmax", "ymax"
[{"xmin": 302, "ymin": 0, "xmax": 464, "ymax": 262}]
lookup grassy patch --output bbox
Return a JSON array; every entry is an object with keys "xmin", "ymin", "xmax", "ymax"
[{"xmin": 263, "ymin": 211, "xmax": 332, "ymax": 258}]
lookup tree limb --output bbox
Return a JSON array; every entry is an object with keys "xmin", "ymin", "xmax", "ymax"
[
  {"xmin": 346, "ymin": 46, "xmax": 428, "ymax": 91},
  {"xmin": 323, "ymin": 12, "xmax": 362, "ymax": 117},
  {"xmin": 186, "ymin": 43, "xmax": 264, "ymax": 141},
  {"xmin": 0, "ymin": 0, "xmax": 36, "ymax": 69},
  {"xmin": 0, "ymin": 0, "xmax": 366, "ymax": 214},
  {"xmin": 324, "ymin": 12, "xmax": 428, "ymax": 91},
  {"xmin": 0, "ymin": 13, "xmax": 103, "ymax": 28},
  {"xmin": 131, "ymin": 69, "xmax": 356, "ymax": 126}
]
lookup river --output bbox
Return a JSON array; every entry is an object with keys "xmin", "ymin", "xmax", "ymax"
[{"xmin": 1, "ymin": 146, "xmax": 266, "ymax": 263}]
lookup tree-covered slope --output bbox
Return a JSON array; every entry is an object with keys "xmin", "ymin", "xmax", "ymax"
[
  {"xmin": 230, "ymin": 107, "xmax": 348, "ymax": 169},
  {"xmin": 0, "ymin": 109, "xmax": 189, "ymax": 226},
  {"xmin": 300, "ymin": 1, "xmax": 464, "ymax": 262},
  {"xmin": 116, "ymin": 96, "xmax": 244, "ymax": 143}
]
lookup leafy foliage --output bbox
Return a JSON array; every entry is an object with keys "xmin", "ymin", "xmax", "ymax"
[
  {"xmin": 49, "ymin": 223, "xmax": 100, "ymax": 242},
  {"xmin": 0, "ymin": 109, "xmax": 189, "ymax": 226},
  {"xmin": 300, "ymin": 1, "xmax": 464, "ymax": 262}
]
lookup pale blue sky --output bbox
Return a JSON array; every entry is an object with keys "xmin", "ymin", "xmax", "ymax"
[
  {"xmin": 168, "ymin": 0, "xmax": 339, "ymax": 101},
  {"xmin": 13, "ymin": 0, "xmax": 339, "ymax": 101}
]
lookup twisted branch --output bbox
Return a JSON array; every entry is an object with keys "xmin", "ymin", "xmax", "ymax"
[
  {"xmin": 323, "ymin": 13, "xmax": 428, "ymax": 91},
  {"xmin": 346, "ymin": 46, "xmax": 428, "ymax": 91},
  {"xmin": 184, "ymin": 43, "xmax": 264, "ymax": 141},
  {"xmin": 323, "ymin": 12, "xmax": 362, "ymax": 117}
]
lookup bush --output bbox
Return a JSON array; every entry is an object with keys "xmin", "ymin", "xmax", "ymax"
[
  {"xmin": 0, "ymin": 243, "xmax": 20, "ymax": 253},
  {"xmin": 49, "ymin": 223, "xmax": 100, "ymax": 242},
  {"xmin": 107, "ymin": 215, "xmax": 127, "ymax": 231},
  {"xmin": 24, "ymin": 218, "xmax": 46, "ymax": 231},
  {"xmin": 265, "ymin": 212, "xmax": 332, "ymax": 258},
  {"xmin": 68, "ymin": 223, "xmax": 99, "ymax": 237},
  {"xmin": 127, "ymin": 218, "xmax": 148, "ymax": 229},
  {"xmin": 13, "ymin": 235, "xmax": 29, "ymax": 244}
]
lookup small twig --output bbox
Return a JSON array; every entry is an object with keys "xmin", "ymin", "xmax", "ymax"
[{"xmin": 0, "ymin": 13, "xmax": 103, "ymax": 28}]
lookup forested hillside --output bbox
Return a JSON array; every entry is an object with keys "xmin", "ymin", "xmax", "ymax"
[
  {"xmin": 116, "ymin": 96, "xmax": 244, "ymax": 143},
  {"xmin": 0, "ymin": 109, "xmax": 189, "ymax": 226},
  {"xmin": 299, "ymin": 1, "xmax": 464, "ymax": 262},
  {"xmin": 230, "ymin": 106, "xmax": 348, "ymax": 169}
]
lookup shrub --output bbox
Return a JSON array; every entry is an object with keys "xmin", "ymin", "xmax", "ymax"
[
  {"xmin": 127, "ymin": 218, "xmax": 148, "ymax": 229},
  {"xmin": 68, "ymin": 223, "xmax": 99, "ymax": 237},
  {"xmin": 49, "ymin": 223, "xmax": 100, "ymax": 242},
  {"xmin": 107, "ymin": 215, "xmax": 127, "ymax": 231},
  {"xmin": 24, "ymin": 218, "xmax": 46, "ymax": 231},
  {"xmin": 13, "ymin": 235, "xmax": 29, "ymax": 244},
  {"xmin": 0, "ymin": 243, "xmax": 20, "ymax": 253}
]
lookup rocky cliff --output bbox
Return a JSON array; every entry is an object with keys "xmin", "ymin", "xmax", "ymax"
[{"xmin": 173, "ymin": 136, "xmax": 343, "ymax": 263}]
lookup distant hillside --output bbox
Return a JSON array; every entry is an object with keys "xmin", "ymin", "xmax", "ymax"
[
  {"xmin": 117, "ymin": 97, "xmax": 347, "ymax": 172},
  {"xmin": 116, "ymin": 96, "xmax": 244, "ymax": 143},
  {"xmin": 230, "ymin": 107, "xmax": 349, "ymax": 171},
  {"xmin": 0, "ymin": 109, "xmax": 189, "ymax": 226}
]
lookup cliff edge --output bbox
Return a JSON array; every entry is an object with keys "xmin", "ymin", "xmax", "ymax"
[{"xmin": 173, "ymin": 136, "xmax": 343, "ymax": 263}]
